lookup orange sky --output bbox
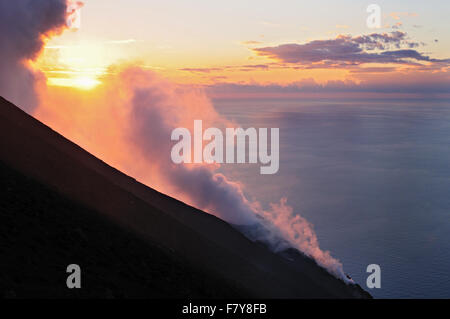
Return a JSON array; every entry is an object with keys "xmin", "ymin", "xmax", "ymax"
[{"xmin": 35, "ymin": 0, "xmax": 449, "ymax": 95}]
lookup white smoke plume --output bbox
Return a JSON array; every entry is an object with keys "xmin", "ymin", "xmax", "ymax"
[
  {"xmin": 0, "ymin": 1, "xmax": 352, "ymax": 283},
  {"xmin": 35, "ymin": 67, "xmax": 351, "ymax": 282}
]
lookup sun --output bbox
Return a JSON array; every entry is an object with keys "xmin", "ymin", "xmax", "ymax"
[
  {"xmin": 47, "ymin": 76, "xmax": 101, "ymax": 90},
  {"xmin": 37, "ymin": 40, "xmax": 110, "ymax": 91}
]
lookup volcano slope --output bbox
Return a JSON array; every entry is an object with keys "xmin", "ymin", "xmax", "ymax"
[{"xmin": 0, "ymin": 96, "xmax": 371, "ymax": 298}]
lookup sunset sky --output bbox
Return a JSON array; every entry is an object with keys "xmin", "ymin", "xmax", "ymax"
[
  {"xmin": 1, "ymin": 0, "xmax": 450, "ymax": 295},
  {"xmin": 36, "ymin": 0, "xmax": 450, "ymax": 97}
]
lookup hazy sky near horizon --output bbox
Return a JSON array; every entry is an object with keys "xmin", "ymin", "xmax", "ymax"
[{"xmin": 38, "ymin": 0, "xmax": 449, "ymax": 95}]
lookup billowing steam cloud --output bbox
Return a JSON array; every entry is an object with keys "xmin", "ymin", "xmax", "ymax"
[
  {"xmin": 34, "ymin": 67, "xmax": 351, "ymax": 282},
  {"xmin": 1, "ymin": 1, "xmax": 351, "ymax": 283},
  {"xmin": 0, "ymin": 0, "xmax": 68, "ymax": 112}
]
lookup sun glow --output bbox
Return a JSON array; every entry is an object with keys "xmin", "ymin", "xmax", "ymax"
[
  {"xmin": 47, "ymin": 76, "xmax": 101, "ymax": 90},
  {"xmin": 37, "ymin": 40, "xmax": 112, "ymax": 90}
]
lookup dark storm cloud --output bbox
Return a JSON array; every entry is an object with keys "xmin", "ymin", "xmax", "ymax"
[
  {"xmin": 253, "ymin": 32, "xmax": 449, "ymax": 67},
  {"xmin": 0, "ymin": 0, "xmax": 68, "ymax": 112}
]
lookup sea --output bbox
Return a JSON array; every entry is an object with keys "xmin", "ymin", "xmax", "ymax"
[{"xmin": 214, "ymin": 98, "xmax": 450, "ymax": 298}]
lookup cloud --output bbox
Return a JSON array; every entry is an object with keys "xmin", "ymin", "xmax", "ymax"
[
  {"xmin": 241, "ymin": 40, "xmax": 263, "ymax": 45},
  {"xmin": 260, "ymin": 21, "xmax": 281, "ymax": 27},
  {"xmin": 106, "ymin": 39, "xmax": 138, "ymax": 45},
  {"xmin": 239, "ymin": 64, "xmax": 270, "ymax": 71},
  {"xmin": 253, "ymin": 32, "xmax": 449, "ymax": 68},
  {"xmin": 179, "ymin": 64, "xmax": 270, "ymax": 74},
  {"xmin": 389, "ymin": 12, "xmax": 418, "ymax": 20},
  {"xmin": 179, "ymin": 67, "xmax": 223, "ymax": 73},
  {"xmin": 392, "ymin": 22, "xmax": 403, "ymax": 30},
  {"xmin": 0, "ymin": 0, "xmax": 69, "ymax": 112}
]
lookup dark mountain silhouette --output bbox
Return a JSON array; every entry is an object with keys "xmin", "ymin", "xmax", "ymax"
[{"xmin": 0, "ymin": 96, "xmax": 371, "ymax": 298}]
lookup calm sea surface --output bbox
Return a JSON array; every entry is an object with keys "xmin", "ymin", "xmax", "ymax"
[{"xmin": 214, "ymin": 98, "xmax": 450, "ymax": 298}]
